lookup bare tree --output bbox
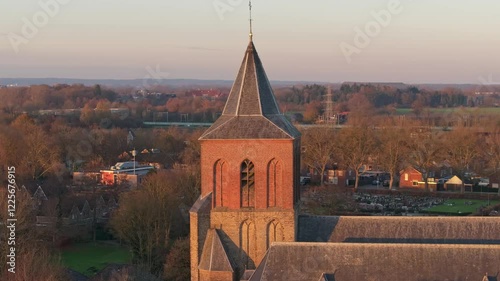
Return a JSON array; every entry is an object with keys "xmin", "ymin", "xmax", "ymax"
[
  {"xmin": 0, "ymin": 189, "xmax": 68, "ymax": 280},
  {"xmin": 408, "ymin": 130, "xmax": 443, "ymax": 192},
  {"xmin": 336, "ymin": 125, "xmax": 376, "ymax": 191},
  {"xmin": 443, "ymin": 126, "xmax": 482, "ymax": 193},
  {"xmin": 376, "ymin": 125, "xmax": 411, "ymax": 190},
  {"xmin": 301, "ymin": 127, "xmax": 337, "ymax": 185},
  {"xmin": 483, "ymin": 119, "xmax": 500, "ymax": 178}
]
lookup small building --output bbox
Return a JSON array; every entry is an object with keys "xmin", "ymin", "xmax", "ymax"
[
  {"xmin": 399, "ymin": 167, "xmax": 423, "ymax": 188},
  {"xmin": 444, "ymin": 175, "xmax": 473, "ymax": 192},
  {"xmin": 327, "ymin": 169, "xmax": 356, "ymax": 187},
  {"xmin": 399, "ymin": 167, "xmax": 438, "ymax": 191},
  {"xmin": 73, "ymin": 172, "xmax": 101, "ymax": 185},
  {"xmin": 100, "ymin": 161, "xmax": 155, "ymax": 187}
]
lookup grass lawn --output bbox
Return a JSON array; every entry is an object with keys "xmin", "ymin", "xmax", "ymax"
[
  {"xmin": 60, "ymin": 241, "xmax": 132, "ymax": 277},
  {"xmin": 423, "ymin": 199, "xmax": 500, "ymax": 215},
  {"xmin": 396, "ymin": 107, "xmax": 500, "ymax": 116}
]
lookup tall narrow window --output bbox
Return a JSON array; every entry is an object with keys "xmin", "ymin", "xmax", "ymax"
[
  {"xmin": 266, "ymin": 220, "xmax": 284, "ymax": 249},
  {"xmin": 240, "ymin": 220, "xmax": 256, "ymax": 269},
  {"xmin": 213, "ymin": 160, "xmax": 226, "ymax": 207},
  {"xmin": 267, "ymin": 159, "xmax": 281, "ymax": 208},
  {"xmin": 241, "ymin": 160, "xmax": 255, "ymax": 208}
]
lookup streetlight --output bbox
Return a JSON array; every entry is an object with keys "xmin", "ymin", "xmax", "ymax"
[{"xmin": 132, "ymin": 149, "xmax": 137, "ymax": 175}]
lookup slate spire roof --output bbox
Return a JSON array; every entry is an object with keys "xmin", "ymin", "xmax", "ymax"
[
  {"xmin": 198, "ymin": 229, "xmax": 234, "ymax": 272},
  {"xmin": 200, "ymin": 39, "xmax": 300, "ymax": 140},
  {"xmin": 222, "ymin": 40, "xmax": 280, "ymax": 116}
]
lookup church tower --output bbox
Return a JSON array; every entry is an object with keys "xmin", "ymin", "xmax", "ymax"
[{"xmin": 189, "ymin": 26, "xmax": 301, "ymax": 281}]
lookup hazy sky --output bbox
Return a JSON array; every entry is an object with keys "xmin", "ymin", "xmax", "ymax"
[{"xmin": 1, "ymin": 0, "xmax": 500, "ymax": 83}]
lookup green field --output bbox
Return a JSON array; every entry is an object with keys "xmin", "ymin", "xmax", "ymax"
[
  {"xmin": 396, "ymin": 107, "xmax": 500, "ymax": 116},
  {"xmin": 60, "ymin": 242, "xmax": 132, "ymax": 276},
  {"xmin": 423, "ymin": 199, "xmax": 499, "ymax": 215}
]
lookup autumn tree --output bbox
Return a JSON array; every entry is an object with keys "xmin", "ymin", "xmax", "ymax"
[
  {"xmin": 111, "ymin": 171, "xmax": 180, "ymax": 276},
  {"xmin": 302, "ymin": 101, "xmax": 322, "ymax": 124},
  {"xmin": 163, "ymin": 238, "xmax": 190, "ymax": 281},
  {"xmin": 95, "ymin": 99, "xmax": 112, "ymax": 127},
  {"xmin": 152, "ymin": 128, "xmax": 186, "ymax": 168},
  {"xmin": 347, "ymin": 93, "xmax": 374, "ymax": 125},
  {"xmin": 180, "ymin": 129, "xmax": 203, "ymax": 167},
  {"xmin": 92, "ymin": 128, "xmax": 128, "ymax": 167},
  {"xmin": 9, "ymin": 115, "xmax": 61, "ymax": 181},
  {"xmin": 80, "ymin": 102, "xmax": 96, "ymax": 125}
]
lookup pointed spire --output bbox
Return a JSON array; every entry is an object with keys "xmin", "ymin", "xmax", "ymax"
[
  {"xmin": 249, "ymin": 0, "xmax": 253, "ymax": 41},
  {"xmin": 221, "ymin": 41, "xmax": 280, "ymax": 116},
  {"xmin": 199, "ymin": 40, "xmax": 301, "ymax": 140},
  {"xmin": 198, "ymin": 5, "xmax": 301, "ymax": 141}
]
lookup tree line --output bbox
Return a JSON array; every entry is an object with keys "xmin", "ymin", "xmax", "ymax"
[
  {"xmin": 275, "ymin": 83, "xmax": 499, "ymax": 123},
  {"xmin": 2, "ymin": 83, "xmax": 498, "ymax": 126},
  {"xmin": 0, "ymin": 112, "xmax": 203, "ymax": 280},
  {"xmin": 302, "ymin": 116, "xmax": 500, "ymax": 192}
]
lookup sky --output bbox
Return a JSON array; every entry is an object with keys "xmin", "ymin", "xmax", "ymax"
[{"xmin": 1, "ymin": 0, "xmax": 500, "ymax": 84}]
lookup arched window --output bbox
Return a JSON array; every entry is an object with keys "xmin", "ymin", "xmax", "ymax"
[
  {"xmin": 213, "ymin": 160, "xmax": 226, "ymax": 207},
  {"xmin": 240, "ymin": 220, "xmax": 256, "ymax": 269},
  {"xmin": 241, "ymin": 160, "xmax": 255, "ymax": 208},
  {"xmin": 266, "ymin": 220, "xmax": 284, "ymax": 249},
  {"xmin": 267, "ymin": 159, "xmax": 282, "ymax": 207}
]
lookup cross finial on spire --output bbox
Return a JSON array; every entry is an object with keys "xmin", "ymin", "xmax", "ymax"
[{"xmin": 249, "ymin": 0, "xmax": 253, "ymax": 41}]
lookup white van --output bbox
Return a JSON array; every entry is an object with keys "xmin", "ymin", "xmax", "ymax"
[{"xmin": 112, "ymin": 161, "xmax": 139, "ymax": 170}]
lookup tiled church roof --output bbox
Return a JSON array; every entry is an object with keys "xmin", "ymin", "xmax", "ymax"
[
  {"xmin": 200, "ymin": 40, "xmax": 300, "ymax": 140},
  {"xmin": 298, "ymin": 216, "xmax": 500, "ymax": 244},
  {"xmin": 250, "ymin": 243, "xmax": 500, "ymax": 281}
]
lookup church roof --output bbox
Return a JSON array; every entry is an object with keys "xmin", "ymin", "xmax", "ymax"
[
  {"xmin": 189, "ymin": 193, "xmax": 212, "ymax": 214},
  {"xmin": 198, "ymin": 229, "xmax": 234, "ymax": 272},
  {"xmin": 200, "ymin": 40, "xmax": 300, "ymax": 140},
  {"xmin": 298, "ymin": 216, "xmax": 500, "ymax": 244},
  {"xmin": 250, "ymin": 242, "xmax": 500, "ymax": 281}
]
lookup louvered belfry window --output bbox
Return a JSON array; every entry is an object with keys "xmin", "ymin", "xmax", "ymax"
[{"xmin": 241, "ymin": 160, "xmax": 255, "ymax": 208}]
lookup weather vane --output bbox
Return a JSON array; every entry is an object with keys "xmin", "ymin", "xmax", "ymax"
[{"xmin": 249, "ymin": 0, "xmax": 253, "ymax": 40}]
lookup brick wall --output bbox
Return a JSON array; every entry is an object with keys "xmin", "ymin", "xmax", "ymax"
[
  {"xmin": 190, "ymin": 204, "xmax": 211, "ymax": 281},
  {"xmin": 193, "ymin": 138, "xmax": 301, "ymax": 280},
  {"xmin": 210, "ymin": 209, "xmax": 296, "ymax": 277},
  {"xmin": 200, "ymin": 139, "xmax": 298, "ymax": 210}
]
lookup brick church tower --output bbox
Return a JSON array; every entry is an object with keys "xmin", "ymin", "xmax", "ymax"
[{"xmin": 189, "ymin": 36, "xmax": 301, "ymax": 280}]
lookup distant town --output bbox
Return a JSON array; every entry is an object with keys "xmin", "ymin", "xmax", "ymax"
[{"xmin": 0, "ymin": 73, "xmax": 499, "ymax": 280}]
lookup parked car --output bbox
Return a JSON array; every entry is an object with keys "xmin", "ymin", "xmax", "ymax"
[
  {"xmin": 300, "ymin": 176, "xmax": 311, "ymax": 186},
  {"xmin": 478, "ymin": 178, "xmax": 490, "ymax": 188}
]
